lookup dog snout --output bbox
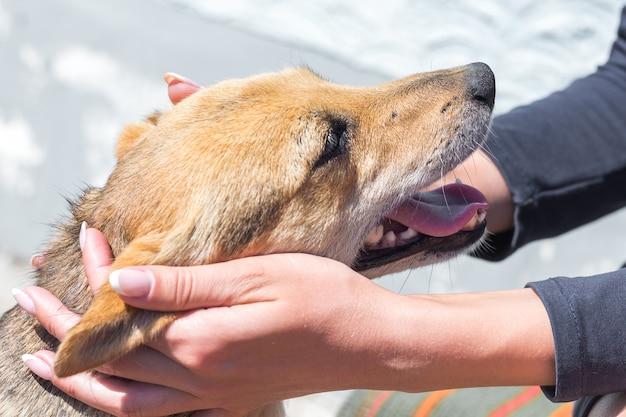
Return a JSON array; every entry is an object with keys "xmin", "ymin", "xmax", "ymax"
[{"xmin": 465, "ymin": 62, "xmax": 496, "ymax": 110}]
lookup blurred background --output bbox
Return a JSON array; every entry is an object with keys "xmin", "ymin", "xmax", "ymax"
[{"xmin": 1, "ymin": 0, "xmax": 625, "ymax": 413}]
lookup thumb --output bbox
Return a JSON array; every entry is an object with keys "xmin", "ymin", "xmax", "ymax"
[{"xmin": 108, "ymin": 256, "xmax": 274, "ymax": 311}]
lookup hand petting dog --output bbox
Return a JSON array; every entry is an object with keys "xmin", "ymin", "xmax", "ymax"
[{"xmin": 9, "ymin": 67, "xmax": 534, "ymax": 417}]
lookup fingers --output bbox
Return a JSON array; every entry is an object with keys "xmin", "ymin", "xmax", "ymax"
[
  {"xmin": 29, "ymin": 223, "xmax": 113, "ymax": 292},
  {"xmin": 22, "ymin": 286, "xmax": 80, "ymax": 340},
  {"xmin": 110, "ymin": 252, "xmax": 359, "ymax": 314},
  {"xmin": 80, "ymin": 223, "xmax": 114, "ymax": 291},
  {"xmin": 17, "ymin": 286, "xmax": 211, "ymax": 408},
  {"xmin": 23, "ymin": 351, "xmax": 208, "ymax": 417},
  {"xmin": 164, "ymin": 72, "xmax": 201, "ymax": 104},
  {"xmin": 109, "ymin": 255, "xmax": 278, "ymax": 311},
  {"xmin": 30, "ymin": 253, "xmax": 45, "ymax": 268},
  {"xmin": 96, "ymin": 344, "xmax": 196, "ymax": 392}
]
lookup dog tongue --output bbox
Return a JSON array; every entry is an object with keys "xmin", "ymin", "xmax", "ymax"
[{"xmin": 388, "ymin": 183, "xmax": 488, "ymax": 237}]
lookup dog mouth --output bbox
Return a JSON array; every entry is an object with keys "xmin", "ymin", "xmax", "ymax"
[{"xmin": 354, "ymin": 182, "xmax": 488, "ymax": 271}]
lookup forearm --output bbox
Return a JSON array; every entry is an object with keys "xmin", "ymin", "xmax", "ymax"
[{"xmin": 347, "ymin": 288, "xmax": 555, "ymax": 393}]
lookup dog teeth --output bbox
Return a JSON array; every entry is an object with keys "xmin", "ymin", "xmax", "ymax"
[
  {"xmin": 364, "ymin": 225, "xmax": 422, "ymax": 249},
  {"xmin": 399, "ymin": 227, "xmax": 418, "ymax": 240},
  {"xmin": 382, "ymin": 231, "xmax": 397, "ymax": 247},
  {"xmin": 364, "ymin": 225, "xmax": 384, "ymax": 245},
  {"xmin": 365, "ymin": 207, "xmax": 486, "ymax": 252},
  {"xmin": 461, "ymin": 208, "xmax": 487, "ymax": 231}
]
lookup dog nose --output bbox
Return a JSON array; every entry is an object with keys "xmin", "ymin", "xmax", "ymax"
[{"xmin": 466, "ymin": 62, "xmax": 496, "ymax": 110}]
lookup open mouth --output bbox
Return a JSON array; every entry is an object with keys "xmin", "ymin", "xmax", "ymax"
[{"xmin": 354, "ymin": 182, "xmax": 488, "ymax": 271}]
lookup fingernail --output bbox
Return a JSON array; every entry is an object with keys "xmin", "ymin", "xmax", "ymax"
[
  {"xmin": 163, "ymin": 72, "xmax": 200, "ymax": 87},
  {"xmin": 79, "ymin": 221, "xmax": 87, "ymax": 251},
  {"xmin": 12, "ymin": 288, "xmax": 36, "ymax": 316},
  {"xmin": 22, "ymin": 354, "xmax": 52, "ymax": 380},
  {"xmin": 30, "ymin": 254, "xmax": 45, "ymax": 269},
  {"xmin": 109, "ymin": 267, "xmax": 154, "ymax": 297}
]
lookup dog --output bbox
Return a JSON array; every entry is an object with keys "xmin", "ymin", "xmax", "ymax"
[{"xmin": 0, "ymin": 63, "xmax": 494, "ymax": 417}]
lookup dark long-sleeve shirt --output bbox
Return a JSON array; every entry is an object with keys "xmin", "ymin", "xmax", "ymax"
[{"xmin": 476, "ymin": 6, "xmax": 626, "ymax": 403}]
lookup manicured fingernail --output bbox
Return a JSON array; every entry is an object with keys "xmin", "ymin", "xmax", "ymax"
[
  {"xmin": 22, "ymin": 354, "xmax": 52, "ymax": 380},
  {"xmin": 12, "ymin": 288, "xmax": 36, "ymax": 316},
  {"xmin": 30, "ymin": 254, "xmax": 45, "ymax": 269},
  {"xmin": 79, "ymin": 221, "xmax": 87, "ymax": 251},
  {"xmin": 163, "ymin": 72, "xmax": 200, "ymax": 87},
  {"xmin": 109, "ymin": 267, "xmax": 154, "ymax": 297}
]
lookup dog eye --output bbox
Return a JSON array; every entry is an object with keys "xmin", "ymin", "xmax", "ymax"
[{"xmin": 315, "ymin": 119, "xmax": 349, "ymax": 168}]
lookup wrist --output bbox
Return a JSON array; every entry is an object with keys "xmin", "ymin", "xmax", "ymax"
[{"xmin": 442, "ymin": 149, "xmax": 514, "ymax": 233}]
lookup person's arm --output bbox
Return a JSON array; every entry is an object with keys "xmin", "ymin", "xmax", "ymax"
[
  {"xmin": 432, "ymin": 7, "xmax": 626, "ymax": 406},
  {"xmin": 478, "ymin": 5, "xmax": 626, "ymax": 261},
  {"xmin": 528, "ymin": 270, "xmax": 626, "ymax": 404},
  {"xmin": 19, "ymin": 227, "xmax": 555, "ymax": 417}
]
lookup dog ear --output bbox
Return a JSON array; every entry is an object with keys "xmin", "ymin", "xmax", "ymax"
[
  {"xmin": 115, "ymin": 112, "xmax": 161, "ymax": 161},
  {"xmin": 53, "ymin": 283, "xmax": 175, "ymax": 377},
  {"xmin": 53, "ymin": 232, "xmax": 175, "ymax": 378}
]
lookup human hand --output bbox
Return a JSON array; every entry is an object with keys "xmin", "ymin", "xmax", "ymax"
[
  {"xmin": 21, "ymin": 226, "xmax": 226, "ymax": 417},
  {"xmin": 427, "ymin": 148, "xmax": 514, "ymax": 234},
  {"xmin": 19, "ymin": 225, "xmax": 556, "ymax": 416},
  {"xmin": 164, "ymin": 72, "xmax": 202, "ymax": 104},
  {"xmin": 19, "ymin": 226, "xmax": 405, "ymax": 417}
]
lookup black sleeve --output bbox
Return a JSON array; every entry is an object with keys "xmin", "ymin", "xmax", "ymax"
[
  {"xmin": 527, "ymin": 270, "xmax": 626, "ymax": 402},
  {"xmin": 476, "ymin": 6, "xmax": 626, "ymax": 262}
]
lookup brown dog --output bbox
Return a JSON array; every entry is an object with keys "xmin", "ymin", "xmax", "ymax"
[{"xmin": 0, "ymin": 64, "xmax": 494, "ymax": 417}]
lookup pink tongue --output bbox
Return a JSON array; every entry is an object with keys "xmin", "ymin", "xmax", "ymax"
[{"xmin": 388, "ymin": 183, "xmax": 488, "ymax": 237}]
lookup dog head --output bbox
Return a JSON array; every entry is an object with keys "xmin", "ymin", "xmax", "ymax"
[
  {"xmin": 54, "ymin": 64, "xmax": 495, "ymax": 377},
  {"xmin": 103, "ymin": 64, "xmax": 494, "ymax": 276}
]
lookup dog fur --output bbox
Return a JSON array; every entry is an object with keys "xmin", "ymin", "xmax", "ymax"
[{"xmin": 0, "ymin": 64, "xmax": 494, "ymax": 417}]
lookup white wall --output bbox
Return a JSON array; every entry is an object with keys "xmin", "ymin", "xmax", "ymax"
[{"xmin": 166, "ymin": 0, "xmax": 624, "ymax": 113}]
